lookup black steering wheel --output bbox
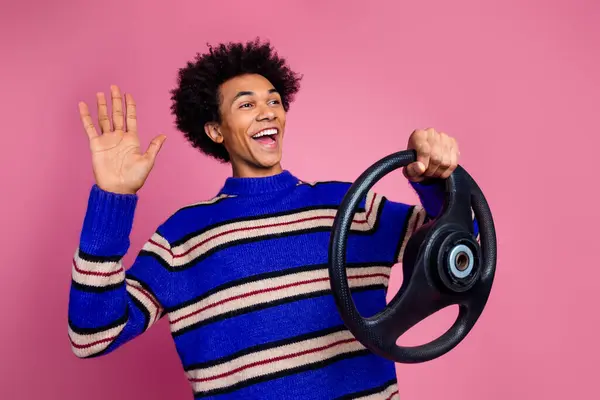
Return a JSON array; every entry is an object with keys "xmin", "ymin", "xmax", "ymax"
[{"xmin": 328, "ymin": 149, "xmax": 497, "ymax": 363}]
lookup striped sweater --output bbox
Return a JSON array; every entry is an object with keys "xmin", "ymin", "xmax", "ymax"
[{"xmin": 68, "ymin": 170, "xmax": 448, "ymax": 399}]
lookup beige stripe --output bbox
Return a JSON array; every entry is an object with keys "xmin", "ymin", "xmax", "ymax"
[
  {"xmin": 182, "ymin": 193, "xmax": 235, "ymax": 208},
  {"xmin": 146, "ymin": 193, "xmax": 383, "ymax": 268},
  {"xmin": 149, "ymin": 232, "xmax": 171, "ymax": 249},
  {"xmin": 471, "ymin": 209, "xmax": 480, "ymax": 243},
  {"xmin": 396, "ymin": 206, "xmax": 426, "ymax": 262},
  {"xmin": 143, "ymin": 232, "xmax": 173, "ymax": 264},
  {"xmin": 68, "ymin": 322, "xmax": 126, "ymax": 358},
  {"xmin": 169, "ymin": 266, "xmax": 390, "ymax": 333},
  {"xmin": 126, "ymin": 279, "xmax": 163, "ymax": 328},
  {"xmin": 188, "ymin": 329, "xmax": 365, "ymax": 393},
  {"xmin": 72, "ymin": 249, "xmax": 125, "ymax": 288},
  {"xmin": 296, "ymin": 180, "xmax": 316, "ymax": 186},
  {"xmin": 354, "ymin": 382, "xmax": 399, "ymax": 399}
]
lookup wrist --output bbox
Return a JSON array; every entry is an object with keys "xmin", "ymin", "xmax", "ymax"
[
  {"xmin": 96, "ymin": 182, "xmax": 138, "ymax": 195},
  {"xmin": 79, "ymin": 184, "xmax": 138, "ymax": 255}
]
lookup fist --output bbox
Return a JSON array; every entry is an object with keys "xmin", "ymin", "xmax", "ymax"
[{"xmin": 403, "ymin": 128, "xmax": 460, "ymax": 183}]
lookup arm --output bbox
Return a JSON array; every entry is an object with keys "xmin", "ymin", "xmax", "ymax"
[
  {"xmin": 409, "ymin": 179, "xmax": 479, "ymax": 238},
  {"xmin": 68, "ymin": 185, "xmax": 172, "ymax": 358},
  {"xmin": 373, "ymin": 180, "xmax": 478, "ymax": 268}
]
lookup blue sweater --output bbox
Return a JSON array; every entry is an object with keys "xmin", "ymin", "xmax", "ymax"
[{"xmin": 68, "ymin": 170, "xmax": 452, "ymax": 399}]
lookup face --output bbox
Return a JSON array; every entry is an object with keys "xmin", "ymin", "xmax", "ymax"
[{"xmin": 205, "ymin": 73, "xmax": 286, "ymax": 177}]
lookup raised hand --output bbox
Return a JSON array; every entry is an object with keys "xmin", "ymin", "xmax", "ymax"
[
  {"xmin": 403, "ymin": 128, "xmax": 460, "ymax": 183},
  {"xmin": 78, "ymin": 85, "xmax": 166, "ymax": 195}
]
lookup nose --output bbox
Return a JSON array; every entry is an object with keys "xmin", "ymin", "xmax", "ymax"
[{"xmin": 256, "ymin": 103, "xmax": 276, "ymax": 121}]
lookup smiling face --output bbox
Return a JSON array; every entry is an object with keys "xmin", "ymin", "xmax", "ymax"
[{"xmin": 205, "ymin": 73, "xmax": 286, "ymax": 178}]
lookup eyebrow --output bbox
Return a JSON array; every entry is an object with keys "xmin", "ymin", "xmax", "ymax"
[{"xmin": 232, "ymin": 88, "xmax": 279, "ymax": 103}]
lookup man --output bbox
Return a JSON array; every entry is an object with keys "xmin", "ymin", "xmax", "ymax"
[{"xmin": 69, "ymin": 38, "xmax": 462, "ymax": 399}]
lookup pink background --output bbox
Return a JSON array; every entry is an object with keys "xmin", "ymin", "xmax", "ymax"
[{"xmin": 1, "ymin": 0, "xmax": 598, "ymax": 398}]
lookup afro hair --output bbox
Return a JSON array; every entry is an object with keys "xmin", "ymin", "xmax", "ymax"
[{"xmin": 170, "ymin": 38, "xmax": 302, "ymax": 162}]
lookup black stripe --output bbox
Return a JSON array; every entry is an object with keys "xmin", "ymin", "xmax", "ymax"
[
  {"xmin": 170, "ymin": 203, "xmax": 369, "ymax": 248},
  {"xmin": 185, "ymin": 324, "xmax": 348, "ymax": 370},
  {"xmin": 334, "ymin": 378, "xmax": 398, "ymax": 399},
  {"xmin": 140, "ymin": 228, "xmax": 343, "ymax": 271},
  {"xmin": 77, "ymin": 249, "xmax": 123, "ymax": 263},
  {"xmin": 145, "ymin": 208, "xmax": 387, "ymax": 273},
  {"xmin": 298, "ymin": 180, "xmax": 350, "ymax": 187},
  {"xmin": 125, "ymin": 274, "xmax": 162, "ymax": 306},
  {"xmin": 68, "ymin": 308, "xmax": 128, "ymax": 335},
  {"xmin": 71, "ymin": 280, "xmax": 123, "ymax": 293},
  {"xmin": 192, "ymin": 350, "xmax": 372, "ymax": 398},
  {"xmin": 393, "ymin": 205, "xmax": 418, "ymax": 263},
  {"xmin": 129, "ymin": 293, "xmax": 152, "ymax": 332},
  {"xmin": 165, "ymin": 261, "xmax": 393, "ymax": 313},
  {"xmin": 173, "ymin": 284, "xmax": 387, "ymax": 339},
  {"xmin": 125, "ymin": 275, "xmax": 164, "ymax": 331}
]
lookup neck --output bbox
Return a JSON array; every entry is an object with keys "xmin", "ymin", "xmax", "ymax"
[
  {"xmin": 219, "ymin": 169, "xmax": 299, "ymax": 196},
  {"xmin": 231, "ymin": 162, "xmax": 283, "ymax": 178}
]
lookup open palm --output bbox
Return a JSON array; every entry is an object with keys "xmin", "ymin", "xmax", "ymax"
[{"xmin": 79, "ymin": 85, "xmax": 166, "ymax": 195}]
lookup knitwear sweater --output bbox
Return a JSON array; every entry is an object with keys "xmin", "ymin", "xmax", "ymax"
[{"xmin": 68, "ymin": 170, "xmax": 474, "ymax": 399}]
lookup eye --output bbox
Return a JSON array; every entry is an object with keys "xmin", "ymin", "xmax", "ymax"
[
  {"xmin": 239, "ymin": 102, "xmax": 253, "ymax": 109},
  {"xmin": 269, "ymin": 99, "xmax": 281, "ymax": 105}
]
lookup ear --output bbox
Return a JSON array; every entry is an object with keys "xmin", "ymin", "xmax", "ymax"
[{"xmin": 204, "ymin": 122, "xmax": 224, "ymax": 144}]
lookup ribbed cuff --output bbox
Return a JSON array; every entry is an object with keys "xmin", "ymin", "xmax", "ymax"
[
  {"xmin": 409, "ymin": 180, "xmax": 445, "ymax": 217},
  {"xmin": 79, "ymin": 184, "xmax": 138, "ymax": 256}
]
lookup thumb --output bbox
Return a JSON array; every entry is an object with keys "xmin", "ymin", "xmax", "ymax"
[
  {"xmin": 403, "ymin": 161, "xmax": 426, "ymax": 181},
  {"xmin": 144, "ymin": 134, "xmax": 167, "ymax": 162}
]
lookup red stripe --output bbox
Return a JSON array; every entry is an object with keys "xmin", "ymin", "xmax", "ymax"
[
  {"xmin": 189, "ymin": 337, "xmax": 358, "ymax": 382},
  {"xmin": 73, "ymin": 258, "xmax": 123, "ymax": 277},
  {"xmin": 152, "ymin": 195, "xmax": 378, "ymax": 259},
  {"xmin": 128, "ymin": 282, "xmax": 162, "ymax": 323},
  {"xmin": 385, "ymin": 391, "xmax": 399, "ymax": 400},
  {"xmin": 171, "ymin": 272, "xmax": 389, "ymax": 325},
  {"xmin": 69, "ymin": 335, "xmax": 117, "ymax": 349}
]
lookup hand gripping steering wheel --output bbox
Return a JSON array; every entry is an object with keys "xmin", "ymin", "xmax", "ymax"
[{"xmin": 328, "ymin": 150, "xmax": 497, "ymax": 363}]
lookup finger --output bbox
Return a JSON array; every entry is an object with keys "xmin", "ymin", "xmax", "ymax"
[
  {"xmin": 96, "ymin": 92, "xmax": 111, "ymax": 133},
  {"xmin": 440, "ymin": 146, "xmax": 458, "ymax": 179},
  {"xmin": 433, "ymin": 133, "xmax": 452, "ymax": 178},
  {"xmin": 78, "ymin": 101, "xmax": 99, "ymax": 140},
  {"xmin": 111, "ymin": 85, "xmax": 124, "ymax": 131},
  {"xmin": 435, "ymin": 148, "xmax": 452, "ymax": 178},
  {"xmin": 425, "ymin": 142, "xmax": 443, "ymax": 177},
  {"xmin": 144, "ymin": 134, "xmax": 167, "ymax": 162},
  {"xmin": 440, "ymin": 138, "xmax": 459, "ymax": 179},
  {"xmin": 425, "ymin": 127, "xmax": 437, "ymax": 142},
  {"xmin": 125, "ymin": 93, "xmax": 137, "ymax": 133},
  {"xmin": 414, "ymin": 140, "xmax": 431, "ymax": 172}
]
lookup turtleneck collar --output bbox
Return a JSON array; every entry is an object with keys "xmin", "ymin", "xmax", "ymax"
[{"xmin": 218, "ymin": 170, "xmax": 301, "ymax": 196}]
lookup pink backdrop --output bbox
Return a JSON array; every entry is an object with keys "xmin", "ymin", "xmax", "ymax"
[{"xmin": 1, "ymin": 0, "xmax": 598, "ymax": 398}]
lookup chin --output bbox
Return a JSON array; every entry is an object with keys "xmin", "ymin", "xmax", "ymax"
[{"xmin": 255, "ymin": 152, "xmax": 282, "ymax": 169}]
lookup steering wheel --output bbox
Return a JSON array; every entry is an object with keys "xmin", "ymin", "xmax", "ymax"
[{"xmin": 328, "ymin": 149, "xmax": 497, "ymax": 364}]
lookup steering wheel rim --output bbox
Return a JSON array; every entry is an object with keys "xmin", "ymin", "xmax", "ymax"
[{"xmin": 328, "ymin": 150, "xmax": 497, "ymax": 363}]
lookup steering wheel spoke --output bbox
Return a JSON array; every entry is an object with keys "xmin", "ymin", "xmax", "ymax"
[
  {"xmin": 371, "ymin": 267, "xmax": 449, "ymax": 343},
  {"xmin": 440, "ymin": 166, "xmax": 476, "ymax": 234}
]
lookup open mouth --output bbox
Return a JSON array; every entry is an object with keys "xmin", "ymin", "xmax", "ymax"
[{"xmin": 251, "ymin": 128, "xmax": 279, "ymax": 147}]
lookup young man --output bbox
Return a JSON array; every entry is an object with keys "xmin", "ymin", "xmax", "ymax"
[{"xmin": 69, "ymin": 39, "xmax": 461, "ymax": 399}]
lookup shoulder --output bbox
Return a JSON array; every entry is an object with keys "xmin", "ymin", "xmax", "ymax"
[
  {"xmin": 154, "ymin": 193, "xmax": 238, "ymax": 244},
  {"xmin": 296, "ymin": 178, "xmax": 353, "ymax": 195},
  {"xmin": 295, "ymin": 177, "xmax": 384, "ymax": 211}
]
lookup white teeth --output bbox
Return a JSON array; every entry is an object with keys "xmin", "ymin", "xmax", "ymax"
[{"xmin": 253, "ymin": 128, "xmax": 278, "ymax": 138}]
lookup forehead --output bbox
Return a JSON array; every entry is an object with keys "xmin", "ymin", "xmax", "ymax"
[{"xmin": 220, "ymin": 74, "xmax": 276, "ymax": 98}]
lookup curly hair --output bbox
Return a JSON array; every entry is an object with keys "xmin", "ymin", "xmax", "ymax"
[{"xmin": 170, "ymin": 38, "xmax": 302, "ymax": 162}]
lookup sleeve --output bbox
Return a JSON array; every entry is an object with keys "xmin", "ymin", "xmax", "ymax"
[
  {"xmin": 67, "ymin": 184, "xmax": 173, "ymax": 358},
  {"xmin": 364, "ymin": 180, "xmax": 479, "ymax": 270},
  {"xmin": 409, "ymin": 180, "xmax": 479, "ymax": 239}
]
